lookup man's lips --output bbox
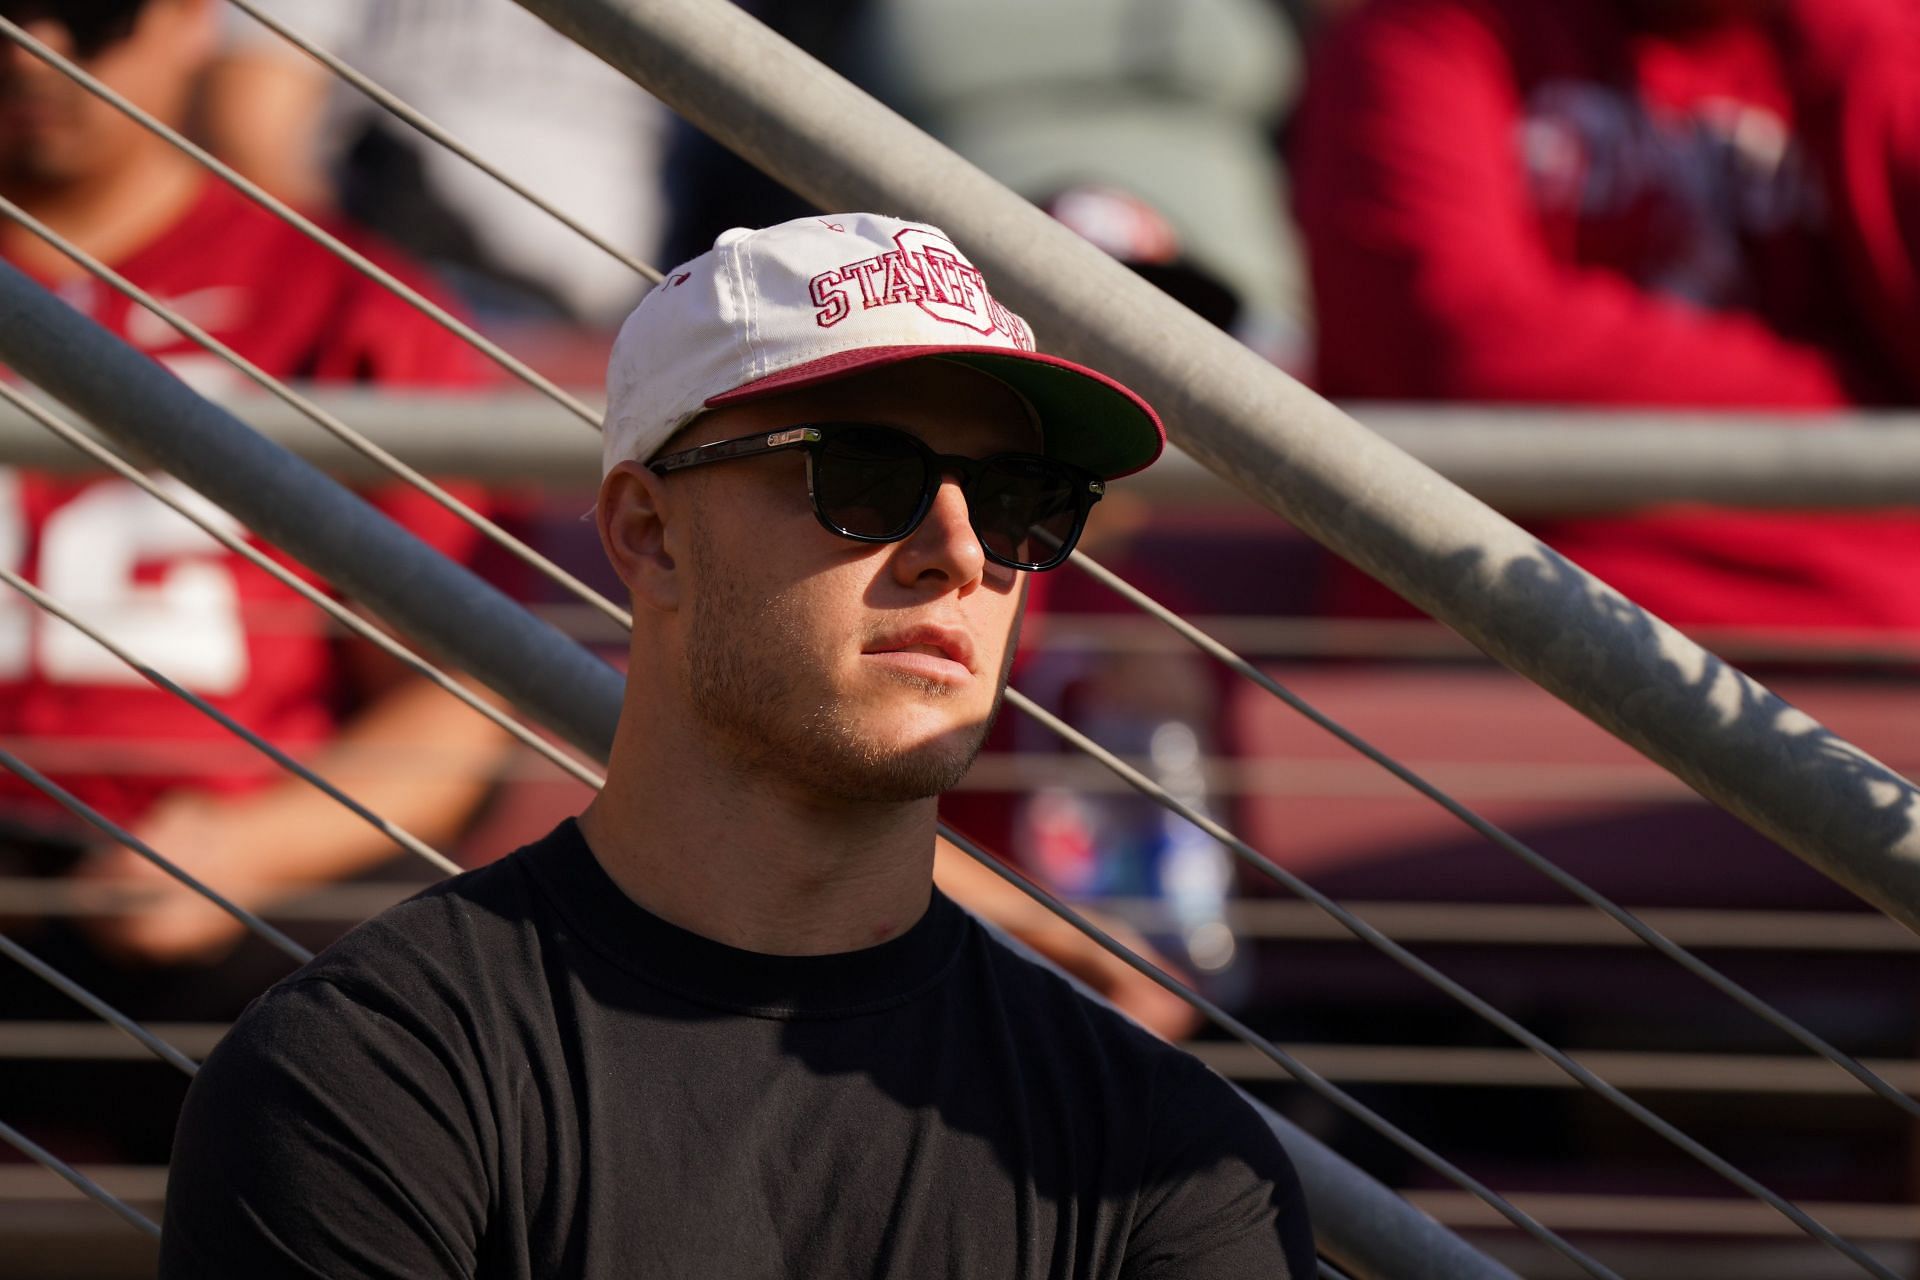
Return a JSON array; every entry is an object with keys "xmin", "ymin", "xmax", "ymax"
[{"xmin": 861, "ymin": 625, "xmax": 977, "ymax": 677}]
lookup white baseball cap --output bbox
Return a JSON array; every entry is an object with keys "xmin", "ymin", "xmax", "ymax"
[{"xmin": 602, "ymin": 212, "xmax": 1164, "ymax": 479}]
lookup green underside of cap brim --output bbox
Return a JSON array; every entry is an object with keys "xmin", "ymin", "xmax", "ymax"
[{"xmin": 935, "ymin": 352, "xmax": 1163, "ymax": 480}]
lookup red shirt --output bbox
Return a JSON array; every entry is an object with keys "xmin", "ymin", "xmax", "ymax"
[
  {"xmin": 1291, "ymin": 0, "xmax": 1920, "ymax": 631},
  {"xmin": 0, "ymin": 180, "xmax": 493, "ymax": 829}
]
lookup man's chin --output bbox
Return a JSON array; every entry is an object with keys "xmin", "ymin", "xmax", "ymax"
[{"xmin": 803, "ymin": 715, "xmax": 993, "ymax": 804}]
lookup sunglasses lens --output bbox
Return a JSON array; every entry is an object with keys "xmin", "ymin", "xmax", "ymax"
[
  {"xmin": 972, "ymin": 458, "xmax": 1084, "ymax": 569},
  {"xmin": 812, "ymin": 426, "xmax": 931, "ymax": 539}
]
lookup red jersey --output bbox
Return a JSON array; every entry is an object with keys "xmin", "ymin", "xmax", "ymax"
[
  {"xmin": 1291, "ymin": 0, "xmax": 1920, "ymax": 631},
  {"xmin": 0, "ymin": 179, "xmax": 493, "ymax": 829}
]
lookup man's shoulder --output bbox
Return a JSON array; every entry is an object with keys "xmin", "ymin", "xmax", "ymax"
[
  {"xmin": 966, "ymin": 914, "xmax": 1312, "ymax": 1269},
  {"xmin": 967, "ymin": 912, "xmax": 1229, "ymax": 1094}
]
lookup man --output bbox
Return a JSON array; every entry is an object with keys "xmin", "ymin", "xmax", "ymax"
[
  {"xmin": 0, "ymin": 0, "xmax": 511, "ymax": 1168},
  {"xmin": 0, "ymin": 0, "xmax": 509, "ymax": 969},
  {"xmin": 0, "ymin": 0, "xmax": 510, "ymax": 1166},
  {"xmin": 1291, "ymin": 0, "xmax": 1920, "ymax": 634},
  {"xmin": 161, "ymin": 214, "xmax": 1315, "ymax": 1277}
]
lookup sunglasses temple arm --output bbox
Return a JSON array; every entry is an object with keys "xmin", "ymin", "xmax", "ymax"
[{"xmin": 649, "ymin": 429, "xmax": 818, "ymax": 475}]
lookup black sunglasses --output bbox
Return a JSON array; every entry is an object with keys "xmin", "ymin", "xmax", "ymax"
[
  {"xmin": 649, "ymin": 422, "xmax": 1104, "ymax": 572},
  {"xmin": 1, "ymin": 0, "xmax": 145, "ymax": 59}
]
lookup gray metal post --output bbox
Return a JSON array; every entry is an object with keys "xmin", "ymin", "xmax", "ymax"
[
  {"xmin": 0, "ymin": 258, "xmax": 623, "ymax": 760},
  {"xmin": 1265, "ymin": 1097, "xmax": 1521, "ymax": 1280},
  {"xmin": 513, "ymin": 0, "xmax": 1920, "ymax": 935},
  {"xmin": 0, "ymin": 253, "xmax": 1513, "ymax": 1280}
]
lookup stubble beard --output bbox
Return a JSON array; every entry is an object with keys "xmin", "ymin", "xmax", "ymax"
[{"xmin": 684, "ymin": 538, "xmax": 1010, "ymax": 804}]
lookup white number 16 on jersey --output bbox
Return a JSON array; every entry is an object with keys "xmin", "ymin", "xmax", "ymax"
[{"xmin": 0, "ymin": 469, "xmax": 251, "ymax": 694}]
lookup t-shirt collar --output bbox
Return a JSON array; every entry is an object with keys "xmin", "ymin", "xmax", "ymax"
[{"xmin": 524, "ymin": 818, "xmax": 970, "ymax": 1019}]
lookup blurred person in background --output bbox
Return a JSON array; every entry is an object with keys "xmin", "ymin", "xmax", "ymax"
[
  {"xmin": 203, "ymin": 0, "xmax": 671, "ymax": 329},
  {"xmin": 0, "ymin": 0, "xmax": 510, "ymax": 1159},
  {"xmin": 1291, "ymin": 0, "xmax": 1920, "ymax": 638}
]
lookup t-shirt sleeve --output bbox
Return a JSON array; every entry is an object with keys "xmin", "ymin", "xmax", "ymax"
[
  {"xmin": 1122, "ymin": 1049, "xmax": 1314, "ymax": 1279},
  {"xmin": 159, "ymin": 977, "xmax": 489, "ymax": 1279}
]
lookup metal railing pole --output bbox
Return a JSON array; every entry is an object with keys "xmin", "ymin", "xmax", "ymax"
[
  {"xmin": 510, "ymin": 0, "xmax": 1920, "ymax": 935},
  {"xmin": 0, "ymin": 262, "xmax": 1515, "ymax": 1280},
  {"xmin": 0, "ymin": 259, "xmax": 622, "ymax": 761},
  {"xmin": 1259, "ymin": 1098, "xmax": 1524, "ymax": 1280}
]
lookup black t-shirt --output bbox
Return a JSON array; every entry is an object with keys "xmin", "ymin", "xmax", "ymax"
[{"xmin": 161, "ymin": 820, "xmax": 1312, "ymax": 1278}]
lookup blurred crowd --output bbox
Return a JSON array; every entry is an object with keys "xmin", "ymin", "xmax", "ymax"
[{"xmin": 0, "ymin": 0, "xmax": 1916, "ymax": 1169}]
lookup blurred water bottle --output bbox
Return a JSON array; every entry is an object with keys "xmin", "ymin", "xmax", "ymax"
[{"xmin": 1147, "ymin": 721, "xmax": 1237, "ymax": 975}]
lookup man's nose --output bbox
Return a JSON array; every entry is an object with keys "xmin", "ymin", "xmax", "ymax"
[{"xmin": 891, "ymin": 476, "xmax": 987, "ymax": 591}]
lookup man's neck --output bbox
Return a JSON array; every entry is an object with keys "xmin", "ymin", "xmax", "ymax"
[
  {"xmin": 0, "ymin": 149, "xmax": 204, "ymax": 279},
  {"xmin": 578, "ymin": 726, "xmax": 939, "ymax": 958}
]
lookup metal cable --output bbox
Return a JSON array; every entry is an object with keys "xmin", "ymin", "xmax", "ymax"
[
  {"xmin": 0, "ymin": 15, "xmax": 603, "ymax": 431},
  {"xmin": 1067, "ymin": 548, "xmax": 1920, "ymax": 1121},
  {"xmin": 220, "ymin": 0, "xmax": 664, "ymax": 286},
  {"xmin": 0, "ymin": 380, "xmax": 606, "ymax": 792},
  {"xmin": 0, "ymin": 932, "xmax": 198, "ymax": 1077},
  {"xmin": 0, "ymin": 1118, "xmax": 159, "ymax": 1238},
  {"xmin": 0, "ymin": 196, "xmax": 632, "ymax": 629},
  {"xmin": 0, "ymin": 748, "xmax": 310, "ymax": 964},
  {"xmin": 999, "ymin": 690, "xmax": 1897, "ymax": 1279},
  {"xmin": 935, "ymin": 821, "xmax": 1625, "ymax": 1280}
]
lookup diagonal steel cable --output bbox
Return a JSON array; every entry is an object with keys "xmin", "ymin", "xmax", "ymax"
[
  {"xmin": 0, "ymin": 15, "xmax": 602, "ymax": 431},
  {"xmin": 0, "ymin": 379, "xmax": 606, "ymax": 792},
  {"xmin": 0, "ymin": 932, "xmax": 199, "ymax": 1077},
  {"xmin": 0, "ymin": 561, "xmax": 472, "ymax": 879},
  {"xmin": 998, "ymin": 689, "xmax": 1898, "ymax": 1279},
  {"xmin": 0, "ymin": 196, "xmax": 632, "ymax": 629},
  {"xmin": 0, "ymin": 748, "xmax": 310, "ymax": 963},
  {"xmin": 936, "ymin": 821, "xmax": 1625, "ymax": 1280},
  {"xmin": 221, "ymin": 0, "xmax": 664, "ymax": 286},
  {"xmin": 0, "ymin": 1118, "xmax": 159, "ymax": 1237},
  {"xmin": 1067, "ymin": 547, "xmax": 1920, "ymax": 1121}
]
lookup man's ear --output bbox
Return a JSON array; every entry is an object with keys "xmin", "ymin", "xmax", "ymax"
[{"xmin": 597, "ymin": 460, "xmax": 684, "ymax": 612}]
